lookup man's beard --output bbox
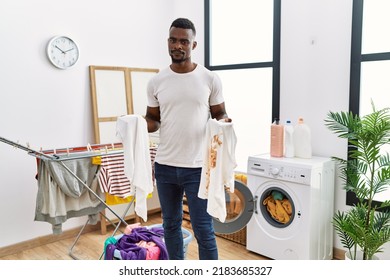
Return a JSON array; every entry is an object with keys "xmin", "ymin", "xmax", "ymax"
[
  {"xmin": 171, "ymin": 57, "xmax": 189, "ymax": 63},
  {"xmin": 170, "ymin": 50, "xmax": 188, "ymax": 64}
]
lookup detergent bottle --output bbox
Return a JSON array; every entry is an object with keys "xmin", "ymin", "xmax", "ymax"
[
  {"xmin": 270, "ymin": 118, "xmax": 284, "ymax": 157},
  {"xmin": 293, "ymin": 117, "xmax": 312, "ymax": 158},
  {"xmin": 284, "ymin": 120, "xmax": 294, "ymax": 158}
]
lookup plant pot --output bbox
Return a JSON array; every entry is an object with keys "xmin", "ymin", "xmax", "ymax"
[{"xmin": 345, "ymin": 251, "xmax": 379, "ymax": 260}]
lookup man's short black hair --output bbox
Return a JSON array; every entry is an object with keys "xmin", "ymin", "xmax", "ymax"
[{"xmin": 170, "ymin": 18, "xmax": 196, "ymax": 36}]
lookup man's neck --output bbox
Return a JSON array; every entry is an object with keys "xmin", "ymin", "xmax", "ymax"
[{"xmin": 170, "ymin": 61, "xmax": 197, "ymax": 73}]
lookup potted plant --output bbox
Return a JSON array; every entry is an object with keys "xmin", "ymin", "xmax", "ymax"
[{"xmin": 324, "ymin": 102, "xmax": 390, "ymax": 260}]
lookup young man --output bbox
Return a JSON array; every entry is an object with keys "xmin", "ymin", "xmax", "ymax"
[{"xmin": 145, "ymin": 18, "xmax": 231, "ymax": 260}]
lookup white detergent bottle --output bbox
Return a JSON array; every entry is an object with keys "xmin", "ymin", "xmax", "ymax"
[
  {"xmin": 284, "ymin": 120, "xmax": 294, "ymax": 158},
  {"xmin": 293, "ymin": 117, "xmax": 312, "ymax": 158}
]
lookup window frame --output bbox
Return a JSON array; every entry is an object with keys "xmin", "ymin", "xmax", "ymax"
[
  {"xmin": 204, "ymin": 0, "xmax": 281, "ymax": 122},
  {"xmin": 348, "ymin": 0, "xmax": 390, "ymax": 207}
]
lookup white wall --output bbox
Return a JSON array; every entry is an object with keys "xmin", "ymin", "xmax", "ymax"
[
  {"xmin": 280, "ymin": 1, "xmax": 352, "ymax": 205},
  {"xmin": 1, "ymin": 0, "xmax": 389, "ymax": 259}
]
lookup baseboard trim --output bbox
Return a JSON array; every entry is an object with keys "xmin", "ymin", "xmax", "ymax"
[{"xmin": 0, "ymin": 223, "xmax": 101, "ymax": 258}]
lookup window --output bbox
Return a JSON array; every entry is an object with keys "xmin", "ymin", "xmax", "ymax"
[
  {"xmin": 205, "ymin": 0, "xmax": 281, "ymax": 171},
  {"xmin": 348, "ymin": 0, "xmax": 390, "ymax": 205}
]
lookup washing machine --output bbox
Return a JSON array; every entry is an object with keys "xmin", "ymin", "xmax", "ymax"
[{"xmin": 245, "ymin": 153, "xmax": 335, "ymax": 260}]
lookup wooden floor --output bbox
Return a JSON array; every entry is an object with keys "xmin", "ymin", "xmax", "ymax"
[{"xmin": 0, "ymin": 212, "xmax": 269, "ymax": 260}]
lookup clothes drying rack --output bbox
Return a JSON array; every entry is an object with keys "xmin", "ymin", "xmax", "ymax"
[{"xmin": 0, "ymin": 136, "xmax": 137, "ymax": 260}]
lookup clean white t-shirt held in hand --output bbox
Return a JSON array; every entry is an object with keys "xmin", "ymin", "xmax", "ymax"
[{"xmin": 116, "ymin": 114, "xmax": 154, "ymax": 222}]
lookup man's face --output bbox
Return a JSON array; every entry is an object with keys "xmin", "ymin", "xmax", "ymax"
[{"xmin": 168, "ymin": 27, "xmax": 197, "ymax": 63}]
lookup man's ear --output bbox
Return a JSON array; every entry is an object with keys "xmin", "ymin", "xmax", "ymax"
[{"xmin": 192, "ymin": 41, "xmax": 197, "ymax": 50}]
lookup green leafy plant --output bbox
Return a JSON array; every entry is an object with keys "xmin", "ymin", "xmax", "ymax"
[{"xmin": 325, "ymin": 102, "xmax": 390, "ymax": 260}]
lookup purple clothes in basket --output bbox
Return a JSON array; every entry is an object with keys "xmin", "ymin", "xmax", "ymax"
[{"xmin": 105, "ymin": 227, "xmax": 168, "ymax": 260}]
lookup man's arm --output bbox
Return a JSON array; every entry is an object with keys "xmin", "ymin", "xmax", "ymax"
[
  {"xmin": 145, "ymin": 106, "xmax": 161, "ymax": 132},
  {"xmin": 210, "ymin": 102, "xmax": 232, "ymax": 122}
]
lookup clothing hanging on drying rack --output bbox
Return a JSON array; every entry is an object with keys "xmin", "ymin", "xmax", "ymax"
[
  {"xmin": 1, "ymin": 116, "xmax": 156, "ymax": 259},
  {"xmin": 31, "ymin": 141, "xmax": 155, "ymax": 225},
  {"xmin": 32, "ymin": 144, "xmax": 137, "ymax": 259},
  {"xmin": 0, "ymin": 137, "xmax": 130, "ymax": 232},
  {"xmin": 34, "ymin": 151, "xmax": 105, "ymax": 235}
]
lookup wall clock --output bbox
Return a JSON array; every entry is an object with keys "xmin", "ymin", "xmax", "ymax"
[{"xmin": 46, "ymin": 35, "xmax": 80, "ymax": 69}]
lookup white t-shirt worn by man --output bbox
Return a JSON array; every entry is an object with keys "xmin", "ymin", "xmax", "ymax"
[{"xmin": 147, "ymin": 64, "xmax": 225, "ymax": 168}]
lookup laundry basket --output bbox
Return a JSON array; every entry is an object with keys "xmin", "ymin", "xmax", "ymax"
[{"xmin": 110, "ymin": 224, "xmax": 193, "ymax": 260}]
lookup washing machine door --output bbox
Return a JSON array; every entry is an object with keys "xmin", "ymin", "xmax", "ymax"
[{"xmin": 213, "ymin": 180, "xmax": 254, "ymax": 234}]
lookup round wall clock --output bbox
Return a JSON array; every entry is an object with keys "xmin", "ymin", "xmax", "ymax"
[{"xmin": 46, "ymin": 35, "xmax": 80, "ymax": 69}]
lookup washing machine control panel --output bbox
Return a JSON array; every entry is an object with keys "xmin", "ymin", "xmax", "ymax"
[{"xmin": 248, "ymin": 160, "xmax": 312, "ymax": 185}]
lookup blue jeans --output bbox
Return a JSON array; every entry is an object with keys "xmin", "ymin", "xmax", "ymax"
[{"xmin": 154, "ymin": 162, "xmax": 218, "ymax": 260}]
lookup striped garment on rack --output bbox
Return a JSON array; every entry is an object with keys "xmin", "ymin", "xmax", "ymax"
[
  {"xmin": 98, "ymin": 146, "xmax": 157, "ymax": 198},
  {"xmin": 98, "ymin": 153, "xmax": 132, "ymax": 198}
]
